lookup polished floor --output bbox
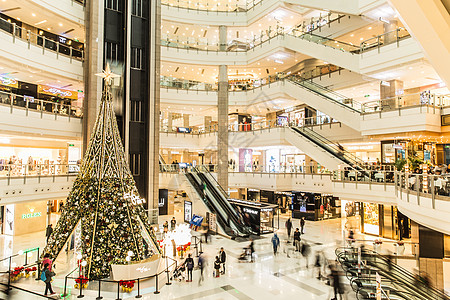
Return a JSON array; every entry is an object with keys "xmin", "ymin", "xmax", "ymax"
[{"xmin": 0, "ymin": 205, "xmax": 447, "ymax": 299}]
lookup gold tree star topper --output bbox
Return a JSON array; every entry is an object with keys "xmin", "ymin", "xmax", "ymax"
[{"xmin": 95, "ymin": 63, "xmax": 120, "ymax": 85}]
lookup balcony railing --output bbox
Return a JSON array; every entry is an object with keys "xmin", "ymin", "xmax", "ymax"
[
  {"xmin": 0, "ymin": 163, "xmax": 80, "ymax": 178},
  {"xmin": 0, "ymin": 90, "xmax": 83, "ymax": 118},
  {"xmin": 161, "ymin": 117, "xmax": 340, "ymax": 135},
  {"xmin": 0, "ymin": 17, "xmax": 84, "ymax": 61},
  {"xmin": 360, "ymin": 27, "xmax": 411, "ymax": 54},
  {"xmin": 395, "ymin": 172, "xmax": 450, "ymax": 205}
]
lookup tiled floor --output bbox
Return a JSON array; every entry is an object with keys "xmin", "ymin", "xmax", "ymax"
[{"xmin": 0, "ymin": 203, "xmax": 447, "ymax": 299}]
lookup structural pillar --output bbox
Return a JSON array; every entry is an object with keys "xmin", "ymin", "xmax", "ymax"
[
  {"xmin": 83, "ymin": 0, "xmax": 104, "ymax": 153},
  {"xmin": 167, "ymin": 112, "xmax": 173, "ymax": 131},
  {"xmin": 412, "ymin": 222, "xmax": 445, "ymax": 291},
  {"xmin": 219, "ymin": 25, "xmax": 227, "ymax": 51},
  {"xmin": 380, "ymin": 79, "xmax": 403, "ymax": 109},
  {"xmin": 183, "ymin": 114, "xmax": 190, "ymax": 127},
  {"xmin": 217, "ymin": 65, "xmax": 229, "ymax": 190},
  {"xmin": 147, "ymin": 0, "xmax": 162, "ymax": 223},
  {"xmin": 383, "ymin": 20, "xmax": 399, "ymax": 44}
]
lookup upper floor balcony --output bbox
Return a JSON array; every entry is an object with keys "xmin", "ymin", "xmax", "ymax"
[
  {"xmin": 0, "ymin": 17, "xmax": 84, "ymax": 82},
  {"xmin": 0, "ymin": 90, "xmax": 83, "ymax": 139}
]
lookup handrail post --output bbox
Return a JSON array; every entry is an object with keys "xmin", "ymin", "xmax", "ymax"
[
  {"xmin": 7, "ymin": 256, "xmax": 11, "ymax": 291},
  {"xmin": 96, "ymin": 279, "xmax": 103, "ymax": 300},
  {"xmin": 78, "ymin": 277, "xmax": 84, "ymax": 298},
  {"xmin": 116, "ymin": 281, "xmax": 121, "ymax": 300},
  {"xmin": 135, "ymin": 278, "xmax": 142, "ymax": 298},
  {"xmin": 154, "ymin": 274, "xmax": 160, "ymax": 294}
]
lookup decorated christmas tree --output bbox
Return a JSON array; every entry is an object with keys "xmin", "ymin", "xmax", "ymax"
[{"xmin": 42, "ymin": 65, "xmax": 160, "ymax": 279}]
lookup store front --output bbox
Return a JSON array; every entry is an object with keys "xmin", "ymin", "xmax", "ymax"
[
  {"xmin": 229, "ymin": 113, "xmax": 252, "ymax": 131},
  {"xmin": 275, "ymin": 192, "xmax": 292, "ymax": 214},
  {"xmin": 361, "ymin": 203, "xmax": 411, "ymax": 240},
  {"xmin": 276, "ymin": 105, "xmax": 317, "ymax": 127},
  {"xmin": 2, "ymin": 201, "xmax": 47, "ymax": 236},
  {"xmin": 290, "ymin": 191, "xmax": 341, "ymax": 221},
  {"xmin": 280, "ymin": 152, "xmax": 305, "ymax": 173},
  {"xmin": 229, "ymin": 199, "xmax": 277, "ymax": 235}
]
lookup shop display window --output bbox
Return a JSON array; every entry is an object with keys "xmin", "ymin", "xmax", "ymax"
[{"xmin": 363, "ymin": 203, "xmax": 380, "ymax": 235}]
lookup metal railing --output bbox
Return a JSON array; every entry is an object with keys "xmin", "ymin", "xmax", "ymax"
[
  {"xmin": 360, "ymin": 27, "xmax": 411, "ymax": 54},
  {"xmin": 62, "ymin": 255, "xmax": 177, "ymax": 299},
  {"xmin": 395, "ymin": 172, "xmax": 450, "ymax": 207},
  {"xmin": 160, "ymin": 117, "xmax": 340, "ymax": 135},
  {"xmin": 0, "ymin": 17, "xmax": 84, "ymax": 61},
  {"xmin": 0, "ymin": 163, "xmax": 80, "ymax": 178},
  {"xmin": 333, "ymin": 169, "xmax": 396, "ymax": 184},
  {"xmin": 0, "ymin": 90, "xmax": 83, "ymax": 118}
]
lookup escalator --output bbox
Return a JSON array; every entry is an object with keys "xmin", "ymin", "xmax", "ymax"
[
  {"xmin": 185, "ymin": 167, "xmax": 254, "ymax": 237},
  {"xmin": 286, "ymin": 125, "xmax": 368, "ymax": 173},
  {"xmin": 336, "ymin": 248, "xmax": 449, "ymax": 300},
  {"xmin": 284, "ymin": 75, "xmax": 362, "ymax": 130}
]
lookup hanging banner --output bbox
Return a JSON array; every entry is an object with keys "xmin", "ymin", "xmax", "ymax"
[
  {"xmin": 0, "ymin": 77, "xmax": 18, "ymax": 88},
  {"xmin": 184, "ymin": 201, "xmax": 192, "ymax": 223}
]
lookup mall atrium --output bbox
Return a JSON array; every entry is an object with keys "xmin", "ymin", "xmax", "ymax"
[{"xmin": 0, "ymin": 0, "xmax": 449, "ymax": 299}]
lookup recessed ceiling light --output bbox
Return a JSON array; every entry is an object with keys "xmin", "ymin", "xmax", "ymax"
[
  {"xmin": 368, "ymin": 27, "xmax": 372, "ymax": 30},
  {"xmin": 59, "ymin": 23, "xmax": 63, "ymax": 27},
  {"xmin": 32, "ymin": 13, "xmax": 36, "ymax": 17}
]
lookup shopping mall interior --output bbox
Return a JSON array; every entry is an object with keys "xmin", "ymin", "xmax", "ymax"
[{"xmin": 0, "ymin": 0, "xmax": 450, "ymax": 299}]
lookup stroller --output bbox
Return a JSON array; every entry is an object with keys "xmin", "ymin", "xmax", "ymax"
[
  {"xmin": 171, "ymin": 264, "xmax": 186, "ymax": 282},
  {"xmin": 238, "ymin": 247, "xmax": 252, "ymax": 262}
]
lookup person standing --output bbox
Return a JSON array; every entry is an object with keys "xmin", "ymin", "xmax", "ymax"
[
  {"xmin": 41, "ymin": 254, "xmax": 53, "ymax": 272},
  {"xmin": 285, "ymin": 218, "xmax": 292, "ymax": 241},
  {"xmin": 293, "ymin": 228, "xmax": 301, "ymax": 252},
  {"xmin": 185, "ymin": 254, "xmax": 194, "ymax": 282},
  {"xmin": 214, "ymin": 256, "xmax": 221, "ymax": 277},
  {"xmin": 163, "ymin": 221, "xmax": 169, "ymax": 234},
  {"xmin": 198, "ymin": 253, "xmax": 206, "ymax": 286},
  {"xmin": 330, "ymin": 265, "xmax": 343, "ymax": 300},
  {"xmin": 300, "ymin": 217, "xmax": 305, "ymax": 234},
  {"xmin": 170, "ymin": 217, "xmax": 177, "ymax": 231},
  {"xmin": 45, "ymin": 224, "xmax": 53, "ymax": 243},
  {"xmin": 271, "ymin": 233, "xmax": 280, "ymax": 255},
  {"xmin": 219, "ymin": 247, "xmax": 226, "ymax": 274},
  {"xmin": 249, "ymin": 239, "xmax": 255, "ymax": 262},
  {"xmin": 42, "ymin": 263, "xmax": 55, "ymax": 296}
]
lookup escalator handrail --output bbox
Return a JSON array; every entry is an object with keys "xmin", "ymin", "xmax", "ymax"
[
  {"xmin": 286, "ymin": 76, "xmax": 362, "ymax": 113},
  {"xmin": 291, "ymin": 126, "xmax": 366, "ymax": 170},
  {"xmin": 195, "ymin": 165, "xmax": 229, "ymax": 199},
  {"xmin": 362, "ymin": 251, "xmax": 448, "ymax": 299},
  {"xmin": 190, "ymin": 170, "xmax": 252, "ymax": 236},
  {"xmin": 185, "ymin": 173, "xmax": 233, "ymax": 234}
]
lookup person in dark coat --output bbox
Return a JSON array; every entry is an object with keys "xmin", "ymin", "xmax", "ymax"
[
  {"xmin": 185, "ymin": 254, "xmax": 194, "ymax": 282},
  {"xmin": 43, "ymin": 263, "xmax": 55, "ymax": 295},
  {"xmin": 293, "ymin": 228, "xmax": 301, "ymax": 251},
  {"xmin": 45, "ymin": 224, "xmax": 53, "ymax": 243},
  {"xmin": 219, "ymin": 247, "xmax": 226, "ymax": 274},
  {"xmin": 330, "ymin": 265, "xmax": 343, "ymax": 300},
  {"xmin": 285, "ymin": 218, "xmax": 292, "ymax": 240},
  {"xmin": 214, "ymin": 256, "xmax": 221, "ymax": 277},
  {"xmin": 300, "ymin": 217, "xmax": 306, "ymax": 234}
]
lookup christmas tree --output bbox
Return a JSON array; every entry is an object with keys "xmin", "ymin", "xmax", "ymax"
[{"xmin": 42, "ymin": 65, "xmax": 161, "ymax": 279}]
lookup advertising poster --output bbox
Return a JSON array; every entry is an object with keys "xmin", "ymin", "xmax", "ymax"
[
  {"xmin": 184, "ymin": 201, "xmax": 192, "ymax": 223},
  {"xmin": 239, "ymin": 149, "xmax": 253, "ymax": 172},
  {"xmin": 158, "ymin": 189, "xmax": 168, "ymax": 215},
  {"xmin": 4, "ymin": 205, "xmax": 14, "ymax": 235}
]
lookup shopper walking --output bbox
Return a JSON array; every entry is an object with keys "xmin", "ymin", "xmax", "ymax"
[
  {"xmin": 214, "ymin": 256, "xmax": 221, "ymax": 277},
  {"xmin": 271, "ymin": 233, "xmax": 280, "ymax": 255},
  {"xmin": 41, "ymin": 263, "xmax": 55, "ymax": 296},
  {"xmin": 219, "ymin": 247, "xmax": 226, "ymax": 274},
  {"xmin": 170, "ymin": 217, "xmax": 177, "ymax": 231},
  {"xmin": 330, "ymin": 265, "xmax": 344, "ymax": 300},
  {"xmin": 41, "ymin": 254, "xmax": 53, "ymax": 272},
  {"xmin": 285, "ymin": 218, "xmax": 292, "ymax": 241},
  {"xmin": 198, "ymin": 253, "xmax": 206, "ymax": 286},
  {"xmin": 185, "ymin": 254, "xmax": 194, "ymax": 282},
  {"xmin": 300, "ymin": 217, "xmax": 305, "ymax": 234},
  {"xmin": 45, "ymin": 224, "xmax": 53, "ymax": 243},
  {"xmin": 293, "ymin": 228, "xmax": 301, "ymax": 252},
  {"xmin": 249, "ymin": 239, "xmax": 255, "ymax": 262}
]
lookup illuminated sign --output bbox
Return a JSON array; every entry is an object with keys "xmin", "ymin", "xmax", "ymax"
[
  {"xmin": 243, "ymin": 207, "xmax": 258, "ymax": 215},
  {"xmin": 43, "ymin": 87, "xmax": 72, "ymax": 98},
  {"xmin": 0, "ymin": 77, "xmax": 18, "ymax": 88},
  {"xmin": 22, "ymin": 212, "xmax": 42, "ymax": 219},
  {"xmin": 380, "ymin": 81, "xmax": 390, "ymax": 87},
  {"xmin": 38, "ymin": 85, "xmax": 78, "ymax": 100}
]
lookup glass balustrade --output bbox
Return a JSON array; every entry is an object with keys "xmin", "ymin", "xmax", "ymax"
[
  {"xmin": 0, "ymin": 16, "xmax": 84, "ymax": 61},
  {"xmin": 0, "ymin": 90, "xmax": 83, "ymax": 118},
  {"xmin": 0, "ymin": 164, "xmax": 80, "ymax": 178},
  {"xmin": 396, "ymin": 172, "xmax": 450, "ymax": 199}
]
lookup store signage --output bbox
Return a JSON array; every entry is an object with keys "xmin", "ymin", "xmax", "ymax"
[
  {"xmin": 58, "ymin": 36, "xmax": 67, "ymax": 44},
  {"xmin": 158, "ymin": 189, "xmax": 168, "ymax": 215},
  {"xmin": 184, "ymin": 201, "xmax": 192, "ymax": 223},
  {"xmin": 260, "ymin": 208, "xmax": 273, "ymax": 212},
  {"xmin": 243, "ymin": 207, "xmax": 258, "ymax": 215},
  {"xmin": 0, "ymin": 77, "xmax": 18, "ymax": 88},
  {"xmin": 229, "ymin": 198, "xmax": 262, "ymax": 206},
  {"xmin": 38, "ymin": 85, "xmax": 78, "ymax": 100},
  {"xmin": 284, "ymin": 107, "xmax": 294, "ymax": 113},
  {"xmin": 380, "ymin": 81, "xmax": 390, "ymax": 87},
  {"xmin": 22, "ymin": 212, "xmax": 42, "ymax": 219}
]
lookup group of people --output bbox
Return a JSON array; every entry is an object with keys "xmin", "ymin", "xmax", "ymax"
[{"xmin": 180, "ymin": 247, "xmax": 227, "ymax": 285}]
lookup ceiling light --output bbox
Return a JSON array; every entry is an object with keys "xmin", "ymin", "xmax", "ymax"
[
  {"xmin": 59, "ymin": 23, "xmax": 63, "ymax": 26},
  {"xmin": 350, "ymin": 34, "xmax": 354, "ymax": 37},
  {"xmin": 32, "ymin": 13, "xmax": 36, "ymax": 17},
  {"xmin": 368, "ymin": 27, "xmax": 372, "ymax": 30}
]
